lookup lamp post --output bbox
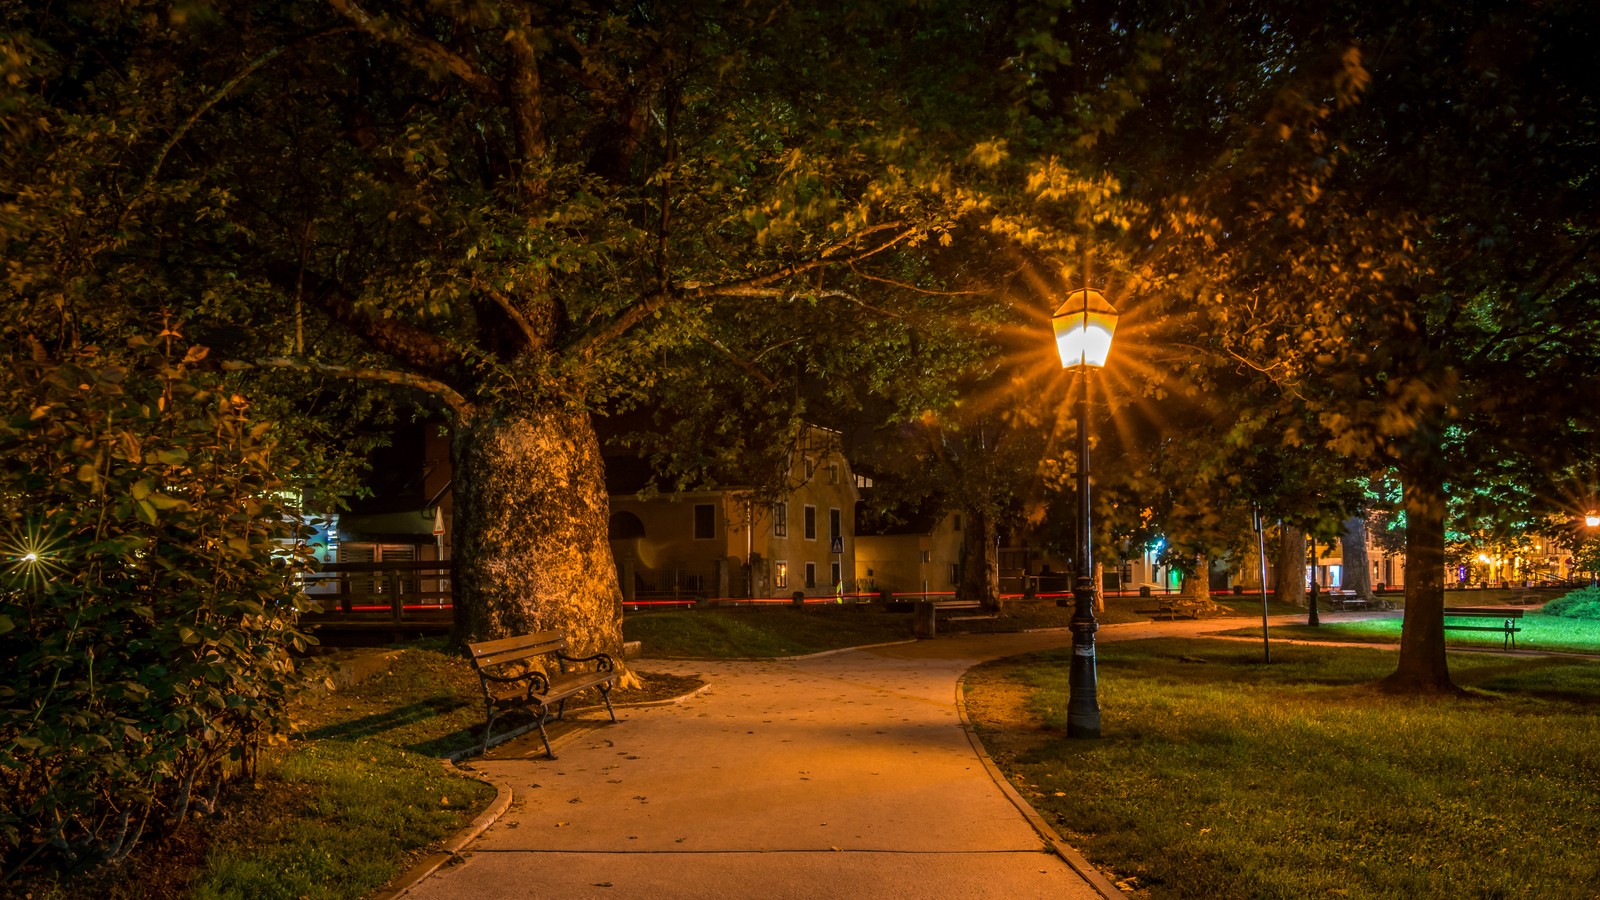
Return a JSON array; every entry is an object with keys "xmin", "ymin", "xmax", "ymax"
[{"xmin": 1052, "ymin": 287, "xmax": 1119, "ymax": 739}]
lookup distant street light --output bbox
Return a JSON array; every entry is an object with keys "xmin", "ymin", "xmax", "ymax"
[
  {"xmin": 1052, "ymin": 287, "xmax": 1119, "ymax": 739},
  {"xmin": 1586, "ymin": 511, "xmax": 1600, "ymax": 528}
]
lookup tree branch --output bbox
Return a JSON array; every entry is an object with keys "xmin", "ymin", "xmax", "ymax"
[
  {"xmin": 566, "ymin": 224, "xmax": 923, "ymax": 358},
  {"xmin": 220, "ymin": 357, "xmax": 475, "ymax": 423},
  {"xmin": 265, "ymin": 263, "xmax": 461, "ymax": 375},
  {"xmin": 325, "ymin": 0, "xmax": 500, "ymax": 95}
]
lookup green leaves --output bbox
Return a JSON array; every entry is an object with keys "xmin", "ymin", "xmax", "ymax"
[{"xmin": 0, "ymin": 335, "xmax": 314, "ymax": 874}]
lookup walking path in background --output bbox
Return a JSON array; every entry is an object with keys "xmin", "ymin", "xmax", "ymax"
[{"xmin": 397, "ymin": 615, "xmax": 1362, "ymax": 899}]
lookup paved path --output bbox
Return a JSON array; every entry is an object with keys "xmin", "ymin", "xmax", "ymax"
[{"xmin": 407, "ymin": 617, "xmax": 1318, "ymax": 900}]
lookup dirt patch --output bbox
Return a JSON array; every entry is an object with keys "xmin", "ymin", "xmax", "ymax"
[{"xmin": 961, "ymin": 664, "xmax": 1052, "ymax": 764}]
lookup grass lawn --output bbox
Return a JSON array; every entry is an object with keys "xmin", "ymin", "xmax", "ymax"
[
  {"xmin": 38, "ymin": 644, "xmax": 700, "ymax": 899},
  {"xmin": 963, "ymin": 638, "xmax": 1600, "ymax": 899},
  {"xmin": 621, "ymin": 594, "xmax": 1307, "ymax": 658},
  {"xmin": 1222, "ymin": 611, "xmax": 1600, "ymax": 655},
  {"xmin": 623, "ymin": 605, "xmax": 917, "ymax": 657}
]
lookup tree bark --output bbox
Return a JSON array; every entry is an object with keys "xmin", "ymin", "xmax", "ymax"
[
  {"xmin": 1380, "ymin": 469, "xmax": 1457, "ymax": 693},
  {"xmin": 450, "ymin": 409, "xmax": 626, "ymax": 664},
  {"xmin": 1340, "ymin": 514, "xmax": 1375, "ymax": 601},
  {"xmin": 958, "ymin": 505, "xmax": 1001, "ymax": 611},
  {"xmin": 1092, "ymin": 560, "xmax": 1105, "ymax": 613},
  {"xmin": 1276, "ymin": 523, "xmax": 1307, "ymax": 607},
  {"xmin": 1183, "ymin": 552, "xmax": 1212, "ymax": 604}
]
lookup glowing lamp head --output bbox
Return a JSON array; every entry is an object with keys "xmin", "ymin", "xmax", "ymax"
[
  {"xmin": 1586, "ymin": 511, "xmax": 1600, "ymax": 527},
  {"xmin": 1476, "ymin": 553, "xmax": 1491, "ymax": 564},
  {"xmin": 1052, "ymin": 288, "xmax": 1119, "ymax": 369}
]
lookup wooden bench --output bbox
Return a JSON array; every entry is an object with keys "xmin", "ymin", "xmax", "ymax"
[
  {"xmin": 467, "ymin": 630, "xmax": 619, "ymax": 758},
  {"xmin": 1157, "ymin": 596, "xmax": 1222, "ymax": 619},
  {"xmin": 1324, "ymin": 590, "xmax": 1368, "ymax": 611},
  {"xmin": 1443, "ymin": 607, "xmax": 1524, "ymax": 650}
]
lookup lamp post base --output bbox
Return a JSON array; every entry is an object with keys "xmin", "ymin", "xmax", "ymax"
[{"xmin": 1066, "ymin": 577, "xmax": 1101, "ymax": 738}]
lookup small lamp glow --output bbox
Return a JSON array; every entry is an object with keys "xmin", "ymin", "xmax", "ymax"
[
  {"xmin": 22, "ymin": 552, "xmax": 37, "ymax": 563},
  {"xmin": 1476, "ymin": 553, "xmax": 1492, "ymax": 564},
  {"xmin": 1052, "ymin": 289, "xmax": 1120, "ymax": 369},
  {"xmin": 1586, "ymin": 511, "xmax": 1600, "ymax": 528}
]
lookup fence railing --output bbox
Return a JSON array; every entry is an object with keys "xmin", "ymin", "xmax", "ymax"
[{"xmin": 299, "ymin": 560, "xmax": 453, "ymax": 631}]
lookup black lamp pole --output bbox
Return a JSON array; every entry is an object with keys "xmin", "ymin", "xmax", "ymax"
[
  {"xmin": 1051, "ymin": 287, "xmax": 1116, "ymax": 740},
  {"xmin": 1066, "ymin": 368, "xmax": 1101, "ymax": 738}
]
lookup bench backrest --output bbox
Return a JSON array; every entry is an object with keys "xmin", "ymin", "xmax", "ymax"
[
  {"xmin": 469, "ymin": 630, "xmax": 568, "ymax": 670},
  {"xmin": 1446, "ymin": 608, "xmax": 1524, "ymax": 618}
]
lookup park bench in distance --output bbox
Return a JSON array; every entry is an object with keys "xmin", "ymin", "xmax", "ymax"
[
  {"xmin": 467, "ymin": 630, "xmax": 619, "ymax": 759},
  {"xmin": 1442, "ymin": 607, "xmax": 1524, "ymax": 650},
  {"xmin": 1157, "ymin": 596, "xmax": 1222, "ymax": 619}
]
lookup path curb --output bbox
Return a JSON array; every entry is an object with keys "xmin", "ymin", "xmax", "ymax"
[{"xmin": 954, "ymin": 675, "xmax": 1126, "ymax": 900}]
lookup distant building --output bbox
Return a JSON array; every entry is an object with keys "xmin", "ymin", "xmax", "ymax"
[{"xmin": 606, "ymin": 429, "xmax": 861, "ymax": 602}]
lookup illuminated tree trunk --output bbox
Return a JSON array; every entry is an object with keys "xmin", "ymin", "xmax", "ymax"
[
  {"xmin": 958, "ymin": 505, "xmax": 1002, "ymax": 611},
  {"xmin": 1184, "ymin": 552, "xmax": 1212, "ymax": 604},
  {"xmin": 1275, "ymin": 524, "xmax": 1308, "ymax": 606},
  {"xmin": 1381, "ymin": 469, "xmax": 1457, "ymax": 693},
  {"xmin": 450, "ymin": 410, "xmax": 626, "ymax": 663},
  {"xmin": 1341, "ymin": 513, "xmax": 1375, "ymax": 601}
]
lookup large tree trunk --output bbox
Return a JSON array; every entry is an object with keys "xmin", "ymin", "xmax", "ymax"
[
  {"xmin": 1276, "ymin": 523, "xmax": 1308, "ymax": 607},
  {"xmin": 1182, "ymin": 552, "xmax": 1212, "ymax": 604},
  {"xmin": 1381, "ymin": 469, "xmax": 1457, "ymax": 693},
  {"xmin": 1340, "ymin": 514, "xmax": 1374, "ymax": 601},
  {"xmin": 450, "ymin": 410, "xmax": 625, "ymax": 663},
  {"xmin": 957, "ymin": 505, "xmax": 1001, "ymax": 611}
]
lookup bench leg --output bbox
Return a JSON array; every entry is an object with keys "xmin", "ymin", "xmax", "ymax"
[
  {"xmin": 534, "ymin": 709, "xmax": 557, "ymax": 760},
  {"xmin": 600, "ymin": 682, "xmax": 618, "ymax": 724},
  {"xmin": 481, "ymin": 708, "xmax": 498, "ymax": 755}
]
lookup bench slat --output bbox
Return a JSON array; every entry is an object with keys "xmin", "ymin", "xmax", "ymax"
[{"xmin": 470, "ymin": 631, "xmax": 568, "ymax": 668}]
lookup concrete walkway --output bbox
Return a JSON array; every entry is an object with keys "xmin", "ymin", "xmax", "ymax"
[{"xmin": 405, "ymin": 618, "xmax": 1314, "ymax": 900}]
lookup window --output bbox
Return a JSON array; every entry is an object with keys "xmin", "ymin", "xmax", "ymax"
[
  {"xmin": 828, "ymin": 463, "xmax": 838, "ymax": 484},
  {"xmin": 831, "ymin": 561, "xmax": 841, "ymax": 587},
  {"xmin": 921, "ymin": 550, "xmax": 931, "ymax": 564},
  {"xmin": 804, "ymin": 458, "xmax": 815, "ymax": 480},
  {"xmin": 953, "ymin": 514, "xmax": 962, "ymax": 532},
  {"xmin": 829, "ymin": 508, "xmax": 841, "ymax": 541},
  {"xmin": 772, "ymin": 502, "xmax": 787, "ymax": 537},
  {"xmin": 949, "ymin": 564, "xmax": 960, "ymax": 585},
  {"xmin": 775, "ymin": 561, "xmax": 788, "ymax": 588},
  {"xmin": 694, "ymin": 504, "xmax": 716, "ymax": 540},
  {"xmin": 854, "ymin": 474, "xmax": 873, "ymax": 489},
  {"xmin": 805, "ymin": 562, "xmax": 817, "ymax": 588},
  {"xmin": 804, "ymin": 505, "xmax": 817, "ymax": 540}
]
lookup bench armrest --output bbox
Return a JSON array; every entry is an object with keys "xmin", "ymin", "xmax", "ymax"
[
  {"xmin": 558, "ymin": 651, "xmax": 616, "ymax": 672},
  {"xmin": 478, "ymin": 666, "xmax": 550, "ymax": 696}
]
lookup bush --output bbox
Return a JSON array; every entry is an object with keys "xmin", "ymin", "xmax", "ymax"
[
  {"xmin": 0, "ymin": 335, "xmax": 314, "ymax": 879},
  {"xmin": 1542, "ymin": 585, "xmax": 1600, "ymax": 620}
]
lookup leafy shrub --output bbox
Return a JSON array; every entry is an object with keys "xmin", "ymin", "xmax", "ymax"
[
  {"xmin": 0, "ymin": 335, "xmax": 314, "ymax": 879},
  {"xmin": 1542, "ymin": 585, "xmax": 1600, "ymax": 620}
]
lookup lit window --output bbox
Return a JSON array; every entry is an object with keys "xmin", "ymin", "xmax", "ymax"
[{"xmin": 775, "ymin": 561, "xmax": 788, "ymax": 588}]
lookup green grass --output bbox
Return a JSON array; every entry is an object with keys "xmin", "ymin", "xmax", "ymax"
[
  {"xmin": 188, "ymin": 647, "xmax": 500, "ymax": 899},
  {"xmin": 623, "ymin": 606, "xmax": 915, "ymax": 657},
  {"xmin": 964, "ymin": 638, "xmax": 1600, "ymax": 899},
  {"xmin": 1222, "ymin": 612, "xmax": 1600, "ymax": 655}
]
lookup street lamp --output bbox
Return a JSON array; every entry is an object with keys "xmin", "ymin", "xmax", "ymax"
[
  {"xmin": 1052, "ymin": 287, "xmax": 1119, "ymax": 739},
  {"xmin": 1586, "ymin": 511, "xmax": 1599, "ymax": 528}
]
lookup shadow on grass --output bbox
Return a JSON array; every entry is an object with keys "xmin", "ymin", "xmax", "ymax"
[{"xmin": 301, "ymin": 695, "xmax": 471, "ymax": 742}]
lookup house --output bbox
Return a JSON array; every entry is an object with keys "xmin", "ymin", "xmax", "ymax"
[
  {"xmin": 853, "ymin": 504, "xmax": 964, "ymax": 598},
  {"xmin": 606, "ymin": 429, "xmax": 862, "ymax": 602}
]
